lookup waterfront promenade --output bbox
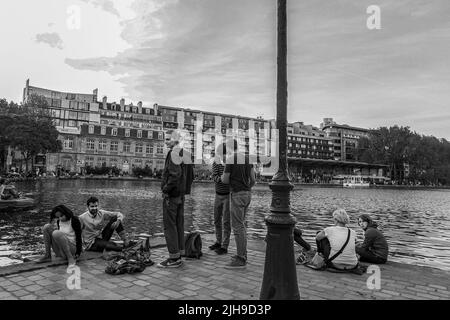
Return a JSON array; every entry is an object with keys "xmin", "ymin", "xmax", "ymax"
[{"xmin": 0, "ymin": 233, "xmax": 448, "ymax": 300}]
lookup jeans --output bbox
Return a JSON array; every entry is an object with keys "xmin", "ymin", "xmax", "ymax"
[
  {"xmin": 214, "ymin": 193, "xmax": 231, "ymax": 249},
  {"xmin": 42, "ymin": 224, "xmax": 77, "ymax": 259},
  {"xmin": 88, "ymin": 216, "xmax": 124, "ymax": 252},
  {"xmin": 163, "ymin": 196, "xmax": 185, "ymax": 259},
  {"xmin": 294, "ymin": 227, "xmax": 311, "ymax": 251},
  {"xmin": 230, "ymin": 191, "xmax": 251, "ymax": 261},
  {"xmin": 356, "ymin": 246, "xmax": 387, "ymax": 264}
]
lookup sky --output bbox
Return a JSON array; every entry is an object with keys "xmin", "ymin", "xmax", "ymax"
[{"xmin": 1, "ymin": 0, "xmax": 449, "ymax": 139}]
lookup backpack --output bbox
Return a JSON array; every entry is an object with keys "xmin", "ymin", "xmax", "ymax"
[
  {"xmin": 184, "ymin": 231, "xmax": 203, "ymax": 259},
  {"xmin": 105, "ymin": 238, "xmax": 154, "ymax": 275}
]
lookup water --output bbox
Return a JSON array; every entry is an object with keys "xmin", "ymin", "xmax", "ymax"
[{"xmin": 1, "ymin": 179, "xmax": 450, "ymax": 271}]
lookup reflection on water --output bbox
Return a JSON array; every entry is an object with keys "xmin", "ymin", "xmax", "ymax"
[{"xmin": 1, "ymin": 180, "xmax": 450, "ymax": 271}]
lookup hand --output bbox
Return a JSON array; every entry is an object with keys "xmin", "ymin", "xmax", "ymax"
[{"xmin": 111, "ymin": 219, "xmax": 121, "ymax": 230}]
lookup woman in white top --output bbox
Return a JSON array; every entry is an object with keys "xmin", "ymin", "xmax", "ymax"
[
  {"xmin": 315, "ymin": 208, "xmax": 358, "ymax": 270},
  {"xmin": 37, "ymin": 205, "xmax": 83, "ymax": 267}
]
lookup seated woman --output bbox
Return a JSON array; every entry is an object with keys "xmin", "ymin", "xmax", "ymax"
[
  {"xmin": 315, "ymin": 208, "xmax": 358, "ymax": 270},
  {"xmin": 356, "ymin": 214, "xmax": 389, "ymax": 264},
  {"xmin": 293, "ymin": 226, "xmax": 315, "ymax": 264},
  {"xmin": 37, "ymin": 205, "xmax": 82, "ymax": 267}
]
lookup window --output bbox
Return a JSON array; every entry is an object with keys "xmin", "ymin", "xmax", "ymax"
[
  {"xmin": 85, "ymin": 156, "xmax": 95, "ymax": 167},
  {"xmin": 110, "ymin": 141, "xmax": 118, "ymax": 152},
  {"xmin": 135, "ymin": 143, "xmax": 143, "ymax": 153},
  {"xmin": 125, "ymin": 129, "xmax": 130, "ymax": 137},
  {"xmin": 68, "ymin": 120, "xmax": 77, "ymax": 127},
  {"xmin": 146, "ymin": 144, "xmax": 153, "ymax": 155},
  {"xmin": 99, "ymin": 140, "xmax": 107, "ymax": 151},
  {"xmin": 123, "ymin": 142, "xmax": 131, "ymax": 153},
  {"xmin": 63, "ymin": 137, "xmax": 74, "ymax": 150},
  {"xmin": 110, "ymin": 158, "xmax": 118, "ymax": 167},
  {"xmin": 89, "ymin": 125, "xmax": 94, "ymax": 134},
  {"xmin": 87, "ymin": 139, "xmax": 95, "ymax": 150},
  {"xmin": 101, "ymin": 127, "xmax": 106, "ymax": 135},
  {"xmin": 137, "ymin": 130, "xmax": 142, "ymax": 138},
  {"xmin": 158, "ymin": 132, "xmax": 163, "ymax": 140},
  {"xmin": 112, "ymin": 128, "xmax": 117, "ymax": 136}
]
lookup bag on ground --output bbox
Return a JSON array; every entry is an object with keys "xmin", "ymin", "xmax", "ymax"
[
  {"xmin": 184, "ymin": 231, "xmax": 203, "ymax": 259},
  {"xmin": 105, "ymin": 238, "xmax": 154, "ymax": 275}
]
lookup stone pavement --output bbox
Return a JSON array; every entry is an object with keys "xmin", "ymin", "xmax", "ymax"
[{"xmin": 0, "ymin": 234, "xmax": 449, "ymax": 300}]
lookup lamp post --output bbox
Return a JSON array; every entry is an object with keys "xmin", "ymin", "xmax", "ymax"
[{"xmin": 260, "ymin": 0, "xmax": 300, "ymax": 300}]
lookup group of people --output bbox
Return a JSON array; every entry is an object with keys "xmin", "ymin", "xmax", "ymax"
[
  {"xmin": 294, "ymin": 209, "xmax": 389, "ymax": 270},
  {"xmin": 0, "ymin": 177, "xmax": 21, "ymax": 200},
  {"xmin": 35, "ymin": 129, "xmax": 388, "ymax": 273}
]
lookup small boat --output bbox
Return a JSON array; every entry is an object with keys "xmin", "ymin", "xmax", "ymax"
[
  {"xmin": 0, "ymin": 197, "xmax": 36, "ymax": 211},
  {"xmin": 343, "ymin": 176, "xmax": 370, "ymax": 188}
]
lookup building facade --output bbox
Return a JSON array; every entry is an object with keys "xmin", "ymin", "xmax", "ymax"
[{"xmin": 320, "ymin": 118, "xmax": 369, "ymax": 161}]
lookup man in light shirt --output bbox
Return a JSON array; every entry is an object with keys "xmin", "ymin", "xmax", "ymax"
[{"xmin": 78, "ymin": 196, "xmax": 130, "ymax": 252}]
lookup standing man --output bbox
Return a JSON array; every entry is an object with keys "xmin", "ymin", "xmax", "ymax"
[
  {"xmin": 158, "ymin": 130, "xmax": 194, "ymax": 268},
  {"xmin": 221, "ymin": 139, "xmax": 256, "ymax": 268},
  {"xmin": 78, "ymin": 196, "xmax": 130, "ymax": 252},
  {"xmin": 209, "ymin": 143, "xmax": 231, "ymax": 255}
]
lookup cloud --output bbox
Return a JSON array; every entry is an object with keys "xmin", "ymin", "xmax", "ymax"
[
  {"xmin": 35, "ymin": 32, "xmax": 64, "ymax": 49},
  {"xmin": 80, "ymin": 0, "xmax": 120, "ymax": 17}
]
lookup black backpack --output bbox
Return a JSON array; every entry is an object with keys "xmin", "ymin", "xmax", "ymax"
[{"xmin": 184, "ymin": 231, "xmax": 203, "ymax": 259}]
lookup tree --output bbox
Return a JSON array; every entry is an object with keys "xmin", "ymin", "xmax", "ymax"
[{"xmin": 0, "ymin": 95, "xmax": 61, "ymax": 173}]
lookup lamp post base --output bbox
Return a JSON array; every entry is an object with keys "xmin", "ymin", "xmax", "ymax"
[{"xmin": 260, "ymin": 216, "xmax": 300, "ymax": 300}]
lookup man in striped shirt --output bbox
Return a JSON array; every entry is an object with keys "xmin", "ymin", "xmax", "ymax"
[{"xmin": 209, "ymin": 143, "xmax": 231, "ymax": 255}]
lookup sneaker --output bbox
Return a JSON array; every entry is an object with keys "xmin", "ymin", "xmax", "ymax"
[
  {"xmin": 215, "ymin": 247, "xmax": 228, "ymax": 255},
  {"xmin": 209, "ymin": 243, "xmax": 221, "ymax": 250},
  {"xmin": 225, "ymin": 256, "xmax": 246, "ymax": 269},
  {"xmin": 157, "ymin": 258, "xmax": 182, "ymax": 268},
  {"xmin": 296, "ymin": 250, "xmax": 307, "ymax": 265}
]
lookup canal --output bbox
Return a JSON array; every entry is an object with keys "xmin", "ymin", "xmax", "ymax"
[{"xmin": 1, "ymin": 179, "xmax": 450, "ymax": 271}]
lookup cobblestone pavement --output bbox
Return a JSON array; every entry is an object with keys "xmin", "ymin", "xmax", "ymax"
[{"xmin": 0, "ymin": 234, "xmax": 449, "ymax": 300}]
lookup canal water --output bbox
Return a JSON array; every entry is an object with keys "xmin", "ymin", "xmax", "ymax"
[{"xmin": 1, "ymin": 179, "xmax": 450, "ymax": 271}]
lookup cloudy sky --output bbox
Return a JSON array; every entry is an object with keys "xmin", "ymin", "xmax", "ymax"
[{"xmin": 1, "ymin": 0, "xmax": 449, "ymax": 139}]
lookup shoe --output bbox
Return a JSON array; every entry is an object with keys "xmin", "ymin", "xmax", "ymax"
[
  {"xmin": 209, "ymin": 243, "xmax": 221, "ymax": 250},
  {"xmin": 224, "ymin": 256, "xmax": 246, "ymax": 269},
  {"xmin": 157, "ymin": 258, "xmax": 182, "ymax": 268},
  {"xmin": 215, "ymin": 247, "xmax": 228, "ymax": 255},
  {"xmin": 296, "ymin": 250, "xmax": 307, "ymax": 265},
  {"xmin": 36, "ymin": 255, "xmax": 52, "ymax": 264}
]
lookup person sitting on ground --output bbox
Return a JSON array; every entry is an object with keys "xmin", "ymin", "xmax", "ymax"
[
  {"xmin": 315, "ymin": 208, "xmax": 358, "ymax": 270},
  {"xmin": 78, "ymin": 196, "xmax": 130, "ymax": 252},
  {"xmin": 356, "ymin": 214, "xmax": 389, "ymax": 264},
  {"xmin": 37, "ymin": 205, "xmax": 82, "ymax": 267},
  {"xmin": 0, "ymin": 178, "xmax": 21, "ymax": 200}
]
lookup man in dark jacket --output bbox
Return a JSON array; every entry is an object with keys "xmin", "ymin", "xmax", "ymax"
[
  {"xmin": 158, "ymin": 130, "xmax": 194, "ymax": 268},
  {"xmin": 356, "ymin": 214, "xmax": 389, "ymax": 264}
]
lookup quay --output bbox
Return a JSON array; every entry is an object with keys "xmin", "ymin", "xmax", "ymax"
[{"xmin": 0, "ymin": 233, "xmax": 448, "ymax": 300}]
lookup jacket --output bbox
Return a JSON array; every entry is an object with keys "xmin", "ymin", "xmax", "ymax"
[
  {"xmin": 161, "ymin": 148, "xmax": 194, "ymax": 197},
  {"xmin": 57, "ymin": 216, "xmax": 83, "ymax": 256},
  {"xmin": 361, "ymin": 222, "xmax": 389, "ymax": 260}
]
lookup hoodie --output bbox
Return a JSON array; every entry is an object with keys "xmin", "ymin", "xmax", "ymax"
[{"xmin": 361, "ymin": 221, "xmax": 389, "ymax": 260}]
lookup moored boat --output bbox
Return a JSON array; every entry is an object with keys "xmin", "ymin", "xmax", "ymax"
[{"xmin": 0, "ymin": 197, "xmax": 36, "ymax": 211}]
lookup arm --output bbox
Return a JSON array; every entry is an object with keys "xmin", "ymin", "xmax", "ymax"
[
  {"xmin": 249, "ymin": 166, "xmax": 256, "ymax": 187},
  {"xmin": 316, "ymin": 230, "xmax": 327, "ymax": 241},
  {"xmin": 221, "ymin": 164, "xmax": 231, "ymax": 184},
  {"xmin": 360, "ymin": 229, "xmax": 376, "ymax": 250},
  {"xmin": 212, "ymin": 163, "xmax": 222, "ymax": 183},
  {"xmin": 102, "ymin": 210, "xmax": 125, "ymax": 222}
]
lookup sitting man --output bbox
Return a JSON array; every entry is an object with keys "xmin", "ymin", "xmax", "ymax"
[
  {"xmin": 0, "ymin": 178, "xmax": 21, "ymax": 200},
  {"xmin": 78, "ymin": 196, "xmax": 130, "ymax": 252}
]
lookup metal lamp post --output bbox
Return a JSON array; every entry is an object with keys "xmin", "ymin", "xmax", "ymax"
[{"xmin": 260, "ymin": 0, "xmax": 300, "ymax": 300}]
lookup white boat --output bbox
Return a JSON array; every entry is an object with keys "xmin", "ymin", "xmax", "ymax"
[{"xmin": 342, "ymin": 176, "xmax": 370, "ymax": 188}]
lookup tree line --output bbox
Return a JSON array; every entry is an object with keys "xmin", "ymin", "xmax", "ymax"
[
  {"xmin": 0, "ymin": 95, "xmax": 62, "ymax": 173},
  {"xmin": 355, "ymin": 126, "xmax": 450, "ymax": 185}
]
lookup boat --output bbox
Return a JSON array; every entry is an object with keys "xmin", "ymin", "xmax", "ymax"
[
  {"xmin": 0, "ymin": 197, "xmax": 36, "ymax": 211},
  {"xmin": 342, "ymin": 176, "xmax": 370, "ymax": 188}
]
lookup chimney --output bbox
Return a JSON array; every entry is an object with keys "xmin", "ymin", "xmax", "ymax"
[
  {"xmin": 120, "ymin": 98, "xmax": 125, "ymax": 109},
  {"xmin": 93, "ymin": 88, "xmax": 98, "ymax": 101},
  {"xmin": 138, "ymin": 101, "xmax": 142, "ymax": 114},
  {"xmin": 102, "ymin": 96, "xmax": 107, "ymax": 109},
  {"xmin": 153, "ymin": 103, "xmax": 159, "ymax": 114}
]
